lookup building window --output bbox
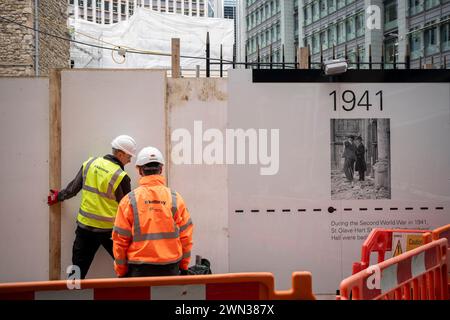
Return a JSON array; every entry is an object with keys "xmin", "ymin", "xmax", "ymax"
[
  {"xmin": 346, "ymin": 16, "xmax": 355, "ymax": 40},
  {"xmin": 356, "ymin": 12, "xmax": 364, "ymax": 37},
  {"xmin": 320, "ymin": 30, "xmax": 328, "ymax": 50},
  {"xmin": 328, "ymin": 0, "xmax": 336, "ymax": 13},
  {"xmin": 337, "ymin": 20, "xmax": 345, "ymax": 44},
  {"xmin": 409, "ymin": 0, "xmax": 424, "ymax": 15},
  {"xmin": 320, "ymin": 0, "xmax": 327, "ymax": 18},
  {"xmin": 384, "ymin": 0, "xmax": 397, "ymax": 30},
  {"xmin": 313, "ymin": 33, "xmax": 320, "ymax": 53},
  {"xmin": 425, "ymin": 0, "xmax": 440, "ymax": 10},
  {"xmin": 410, "ymin": 29, "xmax": 422, "ymax": 59},
  {"xmin": 313, "ymin": 1, "xmax": 319, "ymax": 22},
  {"xmin": 359, "ymin": 47, "xmax": 365, "ymax": 64},
  {"xmin": 441, "ymin": 21, "xmax": 450, "ymax": 52},
  {"xmin": 348, "ymin": 49, "xmax": 356, "ymax": 67},
  {"xmin": 384, "ymin": 37, "xmax": 398, "ymax": 68},
  {"xmin": 305, "ymin": 5, "xmax": 312, "ymax": 25},
  {"xmin": 276, "ymin": 23, "xmax": 280, "ymax": 40},
  {"xmin": 424, "ymin": 23, "xmax": 438, "ymax": 55},
  {"xmin": 306, "ymin": 35, "xmax": 312, "ymax": 51},
  {"xmin": 337, "ymin": 0, "xmax": 345, "ymax": 9},
  {"xmin": 328, "ymin": 24, "xmax": 337, "ymax": 48}
]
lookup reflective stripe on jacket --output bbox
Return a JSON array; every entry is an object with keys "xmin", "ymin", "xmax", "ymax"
[
  {"xmin": 77, "ymin": 157, "xmax": 128, "ymax": 230},
  {"xmin": 112, "ymin": 175, "xmax": 194, "ymax": 277}
]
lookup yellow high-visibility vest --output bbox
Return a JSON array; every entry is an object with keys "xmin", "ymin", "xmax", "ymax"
[{"xmin": 77, "ymin": 157, "xmax": 128, "ymax": 229}]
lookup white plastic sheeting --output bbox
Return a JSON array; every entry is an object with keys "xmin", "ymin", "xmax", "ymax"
[{"xmin": 70, "ymin": 7, "xmax": 234, "ymax": 70}]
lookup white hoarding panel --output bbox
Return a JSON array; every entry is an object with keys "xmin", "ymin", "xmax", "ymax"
[{"xmin": 228, "ymin": 70, "xmax": 450, "ymax": 293}]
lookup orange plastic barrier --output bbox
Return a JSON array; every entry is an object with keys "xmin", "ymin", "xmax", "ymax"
[
  {"xmin": 0, "ymin": 271, "xmax": 315, "ymax": 300},
  {"xmin": 423, "ymin": 224, "xmax": 450, "ymax": 293},
  {"xmin": 352, "ymin": 228, "xmax": 430, "ymax": 275},
  {"xmin": 339, "ymin": 238, "xmax": 448, "ymax": 300}
]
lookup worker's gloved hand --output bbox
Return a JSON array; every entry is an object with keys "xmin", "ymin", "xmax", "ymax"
[
  {"xmin": 47, "ymin": 189, "xmax": 59, "ymax": 206},
  {"xmin": 179, "ymin": 269, "xmax": 189, "ymax": 276}
]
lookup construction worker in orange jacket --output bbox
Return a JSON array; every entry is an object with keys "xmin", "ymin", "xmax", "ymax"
[{"xmin": 112, "ymin": 146, "xmax": 193, "ymax": 277}]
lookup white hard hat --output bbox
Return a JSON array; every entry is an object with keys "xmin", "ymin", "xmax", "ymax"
[
  {"xmin": 135, "ymin": 146, "xmax": 164, "ymax": 166},
  {"xmin": 111, "ymin": 135, "xmax": 137, "ymax": 157}
]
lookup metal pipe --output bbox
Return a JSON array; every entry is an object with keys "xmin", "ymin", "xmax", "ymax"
[{"xmin": 34, "ymin": 0, "xmax": 39, "ymax": 76}]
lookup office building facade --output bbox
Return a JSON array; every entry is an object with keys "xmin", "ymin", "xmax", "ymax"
[
  {"xmin": 237, "ymin": 0, "xmax": 450, "ymax": 68},
  {"xmin": 68, "ymin": 0, "xmax": 215, "ymax": 24}
]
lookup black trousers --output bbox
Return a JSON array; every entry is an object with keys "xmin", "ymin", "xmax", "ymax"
[
  {"xmin": 72, "ymin": 226, "xmax": 114, "ymax": 279},
  {"xmin": 126, "ymin": 263, "xmax": 180, "ymax": 277}
]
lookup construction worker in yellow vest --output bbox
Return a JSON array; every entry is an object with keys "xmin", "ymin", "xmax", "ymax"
[{"xmin": 47, "ymin": 135, "xmax": 137, "ymax": 279}]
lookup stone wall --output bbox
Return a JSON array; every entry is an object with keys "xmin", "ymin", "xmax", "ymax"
[
  {"xmin": 38, "ymin": 0, "xmax": 70, "ymax": 76},
  {"xmin": 0, "ymin": 0, "xmax": 35, "ymax": 76},
  {"xmin": 0, "ymin": 0, "xmax": 69, "ymax": 77}
]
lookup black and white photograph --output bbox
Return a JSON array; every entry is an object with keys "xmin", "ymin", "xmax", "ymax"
[{"xmin": 330, "ymin": 119, "xmax": 391, "ymax": 200}]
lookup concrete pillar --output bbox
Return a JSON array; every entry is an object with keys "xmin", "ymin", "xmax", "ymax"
[
  {"xmin": 364, "ymin": 0, "xmax": 383, "ymax": 66},
  {"xmin": 118, "ymin": 0, "xmax": 122, "ymax": 21},
  {"xmin": 74, "ymin": 0, "xmax": 79, "ymax": 20},
  {"xmin": 397, "ymin": 0, "xmax": 407, "ymax": 66},
  {"xmin": 84, "ymin": 0, "xmax": 88, "ymax": 20},
  {"xmin": 298, "ymin": 0, "xmax": 305, "ymax": 48},
  {"xmin": 236, "ymin": 0, "xmax": 248, "ymax": 62},
  {"xmin": 101, "ymin": 0, "xmax": 105, "ymax": 24},
  {"xmin": 110, "ymin": 0, "xmax": 113, "ymax": 22},
  {"xmin": 93, "ymin": 0, "xmax": 96, "ymax": 22},
  {"xmin": 374, "ymin": 119, "xmax": 390, "ymax": 190},
  {"xmin": 280, "ymin": 0, "xmax": 295, "ymax": 63}
]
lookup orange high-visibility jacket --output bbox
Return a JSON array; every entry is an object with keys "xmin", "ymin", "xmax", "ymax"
[{"xmin": 112, "ymin": 175, "xmax": 193, "ymax": 277}]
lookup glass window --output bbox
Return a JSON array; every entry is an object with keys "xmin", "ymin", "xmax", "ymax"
[
  {"xmin": 346, "ymin": 16, "xmax": 355, "ymax": 40},
  {"xmin": 356, "ymin": 12, "xmax": 364, "ymax": 37},
  {"xmin": 410, "ymin": 29, "xmax": 422, "ymax": 59},
  {"xmin": 337, "ymin": 20, "xmax": 345, "ymax": 44},
  {"xmin": 441, "ymin": 22, "xmax": 450, "ymax": 52},
  {"xmin": 425, "ymin": 0, "xmax": 440, "ymax": 10},
  {"xmin": 320, "ymin": 0, "xmax": 327, "ymax": 18},
  {"xmin": 384, "ymin": 37, "xmax": 398, "ymax": 68},
  {"xmin": 313, "ymin": 33, "xmax": 320, "ymax": 53},
  {"xmin": 306, "ymin": 35, "xmax": 312, "ymax": 52},
  {"xmin": 409, "ymin": 0, "xmax": 424, "ymax": 15},
  {"xmin": 384, "ymin": 0, "xmax": 397, "ymax": 30},
  {"xmin": 348, "ymin": 50, "xmax": 356, "ymax": 68},
  {"xmin": 424, "ymin": 24, "xmax": 438, "ymax": 55},
  {"xmin": 312, "ymin": 1, "xmax": 320, "ymax": 22},
  {"xmin": 320, "ymin": 30, "xmax": 328, "ymax": 50},
  {"xmin": 328, "ymin": 0, "xmax": 336, "ymax": 13},
  {"xmin": 305, "ymin": 5, "xmax": 312, "ymax": 25},
  {"xmin": 328, "ymin": 25, "xmax": 337, "ymax": 48}
]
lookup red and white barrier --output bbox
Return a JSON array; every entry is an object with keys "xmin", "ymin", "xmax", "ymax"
[
  {"xmin": 339, "ymin": 238, "xmax": 448, "ymax": 300},
  {"xmin": 0, "ymin": 272, "xmax": 315, "ymax": 300}
]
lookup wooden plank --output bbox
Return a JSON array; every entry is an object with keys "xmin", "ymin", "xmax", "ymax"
[
  {"xmin": 298, "ymin": 47, "xmax": 309, "ymax": 69},
  {"xmin": 49, "ymin": 69, "xmax": 61, "ymax": 280},
  {"xmin": 171, "ymin": 38, "xmax": 181, "ymax": 78}
]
